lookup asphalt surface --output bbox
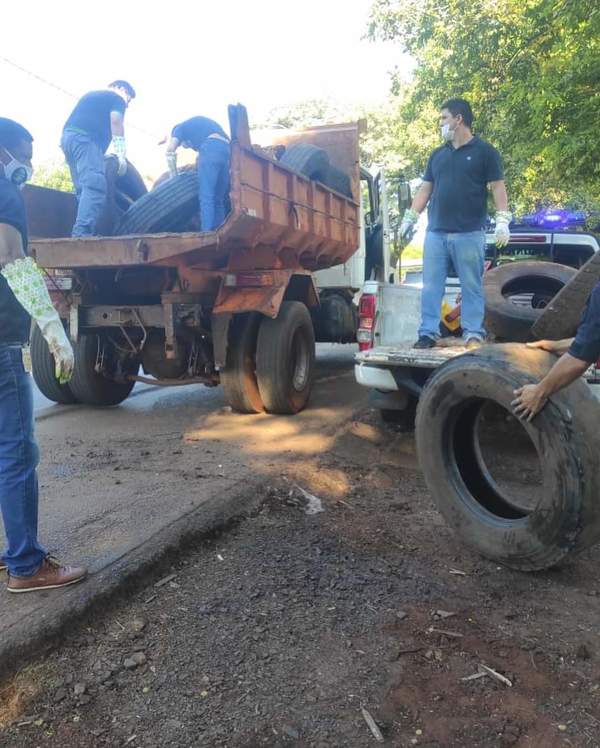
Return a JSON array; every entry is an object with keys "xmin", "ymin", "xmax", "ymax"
[{"xmin": 0, "ymin": 344, "xmax": 366, "ymax": 675}]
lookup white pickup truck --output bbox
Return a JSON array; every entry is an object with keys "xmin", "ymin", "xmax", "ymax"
[{"xmin": 354, "ymin": 178, "xmax": 600, "ymax": 427}]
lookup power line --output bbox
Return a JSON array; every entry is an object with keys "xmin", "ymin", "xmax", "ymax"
[{"xmin": 0, "ymin": 54, "xmax": 162, "ymax": 141}]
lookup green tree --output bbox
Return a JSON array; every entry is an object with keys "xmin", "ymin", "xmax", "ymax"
[
  {"xmin": 32, "ymin": 161, "xmax": 74, "ymax": 192},
  {"xmin": 368, "ymin": 0, "xmax": 600, "ymax": 214}
]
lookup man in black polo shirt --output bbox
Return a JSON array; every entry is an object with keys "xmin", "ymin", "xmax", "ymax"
[
  {"xmin": 0, "ymin": 117, "xmax": 86, "ymax": 592},
  {"xmin": 512, "ymin": 283, "xmax": 600, "ymax": 420},
  {"xmin": 164, "ymin": 116, "xmax": 230, "ymax": 231},
  {"xmin": 399, "ymin": 98, "xmax": 511, "ymax": 349},
  {"xmin": 61, "ymin": 80, "xmax": 135, "ymax": 236}
]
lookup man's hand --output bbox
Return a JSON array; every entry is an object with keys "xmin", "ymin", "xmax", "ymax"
[
  {"xmin": 43, "ymin": 319, "xmax": 74, "ymax": 384},
  {"xmin": 494, "ymin": 210, "xmax": 512, "ymax": 248},
  {"xmin": 512, "ymin": 383, "xmax": 548, "ymax": 421},
  {"xmin": 399, "ymin": 208, "xmax": 418, "ymax": 241},
  {"xmin": 526, "ymin": 339, "xmax": 561, "ymax": 353}
]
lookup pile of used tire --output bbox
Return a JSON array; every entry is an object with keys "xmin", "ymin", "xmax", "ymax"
[{"xmin": 109, "ymin": 143, "xmax": 354, "ymax": 237}]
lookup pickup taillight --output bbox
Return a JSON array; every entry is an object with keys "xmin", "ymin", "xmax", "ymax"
[{"xmin": 357, "ymin": 293, "xmax": 377, "ymax": 351}]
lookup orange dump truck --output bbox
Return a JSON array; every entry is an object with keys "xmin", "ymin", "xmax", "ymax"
[{"xmin": 26, "ymin": 105, "xmax": 364, "ymax": 414}]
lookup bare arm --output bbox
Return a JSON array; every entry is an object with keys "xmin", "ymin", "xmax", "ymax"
[
  {"xmin": 512, "ymin": 353, "xmax": 589, "ymax": 420},
  {"xmin": 110, "ymin": 110, "xmax": 125, "ymax": 138},
  {"xmin": 527, "ymin": 338, "xmax": 575, "ymax": 356},
  {"xmin": 0, "ymin": 223, "xmax": 26, "ymax": 267},
  {"xmin": 411, "ymin": 181, "xmax": 432, "ymax": 214},
  {"xmin": 489, "ymin": 180, "xmax": 508, "ymax": 212}
]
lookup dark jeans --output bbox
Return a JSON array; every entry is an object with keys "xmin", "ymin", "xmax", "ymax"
[
  {"xmin": 198, "ymin": 138, "xmax": 230, "ymax": 231},
  {"xmin": 0, "ymin": 345, "xmax": 46, "ymax": 576},
  {"xmin": 61, "ymin": 129, "xmax": 107, "ymax": 237}
]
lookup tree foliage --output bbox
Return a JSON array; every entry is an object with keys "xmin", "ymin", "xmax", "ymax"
[
  {"xmin": 368, "ymin": 0, "xmax": 600, "ymax": 213},
  {"xmin": 32, "ymin": 161, "xmax": 74, "ymax": 193}
]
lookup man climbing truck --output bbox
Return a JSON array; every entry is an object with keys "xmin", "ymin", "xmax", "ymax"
[{"xmin": 27, "ymin": 105, "xmax": 369, "ymax": 415}]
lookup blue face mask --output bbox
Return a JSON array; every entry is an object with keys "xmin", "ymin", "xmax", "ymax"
[{"xmin": 2, "ymin": 149, "xmax": 33, "ymax": 188}]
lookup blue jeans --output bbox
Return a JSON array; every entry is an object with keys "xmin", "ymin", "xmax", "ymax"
[
  {"xmin": 0, "ymin": 345, "xmax": 46, "ymax": 576},
  {"xmin": 198, "ymin": 138, "xmax": 230, "ymax": 231},
  {"xmin": 419, "ymin": 230, "xmax": 486, "ymax": 340},
  {"xmin": 61, "ymin": 129, "xmax": 107, "ymax": 237}
]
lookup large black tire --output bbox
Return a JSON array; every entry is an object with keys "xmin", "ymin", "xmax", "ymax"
[
  {"xmin": 115, "ymin": 160, "xmax": 147, "ymax": 201},
  {"xmin": 279, "ymin": 144, "xmax": 329, "ymax": 181},
  {"xmin": 531, "ymin": 250, "xmax": 600, "ymax": 340},
  {"xmin": 256, "ymin": 301, "xmax": 315, "ymax": 414},
  {"xmin": 69, "ymin": 334, "xmax": 137, "ymax": 406},
  {"xmin": 220, "ymin": 314, "xmax": 264, "ymax": 414},
  {"xmin": 115, "ymin": 171, "xmax": 199, "ymax": 235},
  {"xmin": 30, "ymin": 325, "xmax": 77, "ymax": 405},
  {"xmin": 415, "ymin": 344, "xmax": 600, "ymax": 571},
  {"xmin": 320, "ymin": 164, "xmax": 353, "ymax": 198},
  {"xmin": 484, "ymin": 261, "xmax": 576, "ymax": 342}
]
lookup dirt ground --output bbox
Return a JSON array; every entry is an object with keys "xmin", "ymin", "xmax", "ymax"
[{"xmin": 2, "ymin": 408, "xmax": 600, "ymax": 748}]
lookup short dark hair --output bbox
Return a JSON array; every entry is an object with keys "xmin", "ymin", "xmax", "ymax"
[
  {"xmin": 109, "ymin": 80, "xmax": 136, "ymax": 99},
  {"xmin": 0, "ymin": 117, "xmax": 33, "ymax": 150},
  {"xmin": 441, "ymin": 98, "xmax": 474, "ymax": 128}
]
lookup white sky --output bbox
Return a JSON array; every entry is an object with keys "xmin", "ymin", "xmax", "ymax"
[{"xmin": 2, "ymin": 0, "xmax": 411, "ymax": 180}]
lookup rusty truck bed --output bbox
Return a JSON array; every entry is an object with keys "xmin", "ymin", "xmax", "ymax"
[{"xmin": 30, "ymin": 112, "xmax": 361, "ymax": 276}]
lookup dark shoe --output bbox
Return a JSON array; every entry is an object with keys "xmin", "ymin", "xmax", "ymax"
[
  {"xmin": 413, "ymin": 336, "xmax": 436, "ymax": 349},
  {"xmin": 465, "ymin": 336, "xmax": 484, "ymax": 350},
  {"xmin": 7, "ymin": 557, "xmax": 87, "ymax": 593}
]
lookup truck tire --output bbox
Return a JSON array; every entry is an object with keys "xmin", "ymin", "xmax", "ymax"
[
  {"xmin": 256, "ymin": 301, "xmax": 315, "ymax": 414},
  {"xmin": 68, "ymin": 334, "xmax": 137, "ymax": 406},
  {"xmin": 30, "ymin": 325, "xmax": 77, "ymax": 405},
  {"xmin": 415, "ymin": 344, "xmax": 600, "ymax": 571},
  {"xmin": 484, "ymin": 261, "xmax": 576, "ymax": 342},
  {"xmin": 313, "ymin": 293, "xmax": 357, "ymax": 343},
  {"xmin": 531, "ymin": 250, "xmax": 600, "ymax": 340},
  {"xmin": 220, "ymin": 314, "xmax": 264, "ymax": 413},
  {"xmin": 115, "ymin": 160, "xmax": 147, "ymax": 201},
  {"xmin": 115, "ymin": 171, "xmax": 199, "ymax": 235},
  {"xmin": 320, "ymin": 164, "xmax": 353, "ymax": 198},
  {"xmin": 279, "ymin": 144, "xmax": 329, "ymax": 181}
]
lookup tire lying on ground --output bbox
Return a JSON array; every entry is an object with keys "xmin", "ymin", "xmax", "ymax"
[
  {"xmin": 484, "ymin": 261, "xmax": 576, "ymax": 342},
  {"xmin": 415, "ymin": 343, "xmax": 600, "ymax": 571},
  {"xmin": 30, "ymin": 324, "xmax": 77, "ymax": 404},
  {"xmin": 115, "ymin": 171, "xmax": 199, "ymax": 235},
  {"xmin": 531, "ymin": 250, "xmax": 600, "ymax": 340},
  {"xmin": 279, "ymin": 143, "xmax": 329, "ymax": 181},
  {"xmin": 256, "ymin": 301, "xmax": 315, "ymax": 414},
  {"xmin": 220, "ymin": 313, "xmax": 264, "ymax": 414},
  {"xmin": 68, "ymin": 334, "xmax": 137, "ymax": 406}
]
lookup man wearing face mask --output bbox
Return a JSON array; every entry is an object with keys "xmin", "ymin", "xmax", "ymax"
[
  {"xmin": 399, "ymin": 98, "xmax": 510, "ymax": 349},
  {"xmin": 61, "ymin": 80, "xmax": 136, "ymax": 237},
  {"xmin": 0, "ymin": 117, "xmax": 87, "ymax": 592}
]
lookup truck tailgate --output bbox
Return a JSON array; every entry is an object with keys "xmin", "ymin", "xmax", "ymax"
[{"xmin": 356, "ymin": 343, "xmax": 469, "ymax": 369}]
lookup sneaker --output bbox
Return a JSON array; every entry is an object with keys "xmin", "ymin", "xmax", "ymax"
[
  {"xmin": 413, "ymin": 335, "xmax": 436, "ymax": 350},
  {"xmin": 465, "ymin": 336, "xmax": 484, "ymax": 350},
  {"xmin": 7, "ymin": 557, "xmax": 87, "ymax": 594}
]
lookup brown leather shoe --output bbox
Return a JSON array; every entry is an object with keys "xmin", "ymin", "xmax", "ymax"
[{"xmin": 7, "ymin": 557, "xmax": 87, "ymax": 593}]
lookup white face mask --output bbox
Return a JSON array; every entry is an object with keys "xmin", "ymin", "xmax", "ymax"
[
  {"xmin": 441, "ymin": 123, "xmax": 454, "ymax": 142},
  {"xmin": 2, "ymin": 149, "xmax": 33, "ymax": 188}
]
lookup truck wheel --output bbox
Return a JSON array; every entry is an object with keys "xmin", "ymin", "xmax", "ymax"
[
  {"xmin": 531, "ymin": 250, "xmax": 600, "ymax": 340},
  {"xmin": 220, "ymin": 314, "xmax": 264, "ymax": 413},
  {"xmin": 116, "ymin": 171, "xmax": 199, "ymax": 235},
  {"xmin": 279, "ymin": 144, "xmax": 329, "ymax": 181},
  {"xmin": 30, "ymin": 325, "xmax": 77, "ymax": 405},
  {"xmin": 484, "ymin": 261, "xmax": 575, "ymax": 342},
  {"xmin": 68, "ymin": 334, "xmax": 137, "ymax": 406},
  {"xmin": 256, "ymin": 301, "xmax": 315, "ymax": 414},
  {"xmin": 415, "ymin": 344, "xmax": 600, "ymax": 571}
]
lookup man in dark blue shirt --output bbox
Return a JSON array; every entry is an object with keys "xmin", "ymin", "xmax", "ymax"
[
  {"xmin": 0, "ymin": 117, "xmax": 86, "ymax": 592},
  {"xmin": 165, "ymin": 116, "xmax": 230, "ymax": 231},
  {"xmin": 61, "ymin": 80, "xmax": 135, "ymax": 236},
  {"xmin": 513, "ymin": 282, "xmax": 600, "ymax": 420},
  {"xmin": 399, "ymin": 98, "xmax": 511, "ymax": 349}
]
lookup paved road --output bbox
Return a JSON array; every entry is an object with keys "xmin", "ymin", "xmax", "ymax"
[{"xmin": 1, "ymin": 344, "xmax": 366, "ymax": 673}]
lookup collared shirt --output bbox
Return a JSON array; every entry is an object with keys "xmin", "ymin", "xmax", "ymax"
[
  {"xmin": 0, "ymin": 178, "xmax": 30, "ymax": 344},
  {"xmin": 422, "ymin": 136, "xmax": 504, "ymax": 233},
  {"xmin": 568, "ymin": 282, "xmax": 600, "ymax": 363}
]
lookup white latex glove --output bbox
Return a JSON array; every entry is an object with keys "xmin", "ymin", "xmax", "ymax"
[
  {"xmin": 400, "ymin": 208, "xmax": 418, "ymax": 241},
  {"xmin": 1, "ymin": 257, "xmax": 74, "ymax": 383},
  {"xmin": 166, "ymin": 151, "xmax": 178, "ymax": 179},
  {"xmin": 112, "ymin": 136, "xmax": 128, "ymax": 177},
  {"xmin": 494, "ymin": 210, "xmax": 512, "ymax": 248}
]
